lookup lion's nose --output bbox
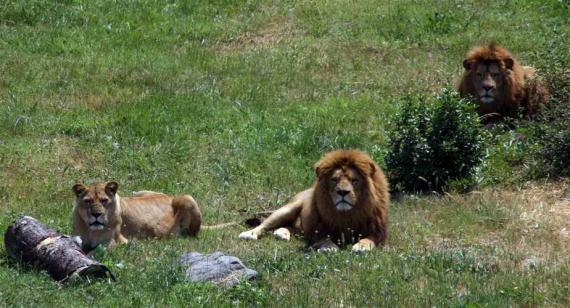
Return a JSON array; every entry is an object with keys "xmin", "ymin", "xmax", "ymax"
[
  {"xmin": 92, "ymin": 213, "xmax": 102, "ymax": 218},
  {"xmin": 337, "ymin": 190, "xmax": 350, "ymax": 197},
  {"xmin": 482, "ymin": 85, "xmax": 493, "ymax": 91}
]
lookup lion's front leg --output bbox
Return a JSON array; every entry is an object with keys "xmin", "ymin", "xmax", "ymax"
[
  {"xmin": 116, "ymin": 232, "xmax": 128, "ymax": 245},
  {"xmin": 312, "ymin": 237, "xmax": 339, "ymax": 252},
  {"xmin": 110, "ymin": 226, "xmax": 128, "ymax": 248},
  {"xmin": 107, "ymin": 235, "xmax": 128, "ymax": 250},
  {"xmin": 238, "ymin": 226, "xmax": 264, "ymax": 240},
  {"xmin": 239, "ymin": 198, "xmax": 303, "ymax": 241},
  {"xmin": 351, "ymin": 237, "xmax": 376, "ymax": 252},
  {"xmin": 272, "ymin": 227, "xmax": 293, "ymax": 241}
]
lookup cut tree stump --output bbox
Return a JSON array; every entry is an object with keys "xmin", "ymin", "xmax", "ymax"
[{"xmin": 4, "ymin": 216, "xmax": 115, "ymax": 282}]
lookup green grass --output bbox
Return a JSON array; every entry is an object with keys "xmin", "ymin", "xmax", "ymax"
[{"xmin": 0, "ymin": 0, "xmax": 568, "ymax": 306}]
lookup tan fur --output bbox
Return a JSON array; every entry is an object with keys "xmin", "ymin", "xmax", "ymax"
[
  {"xmin": 239, "ymin": 150, "xmax": 389, "ymax": 252},
  {"xmin": 458, "ymin": 44, "xmax": 549, "ymax": 122},
  {"xmin": 72, "ymin": 182, "xmax": 202, "ymax": 251}
]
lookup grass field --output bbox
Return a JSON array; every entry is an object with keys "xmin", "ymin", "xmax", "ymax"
[{"xmin": 1, "ymin": 0, "xmax": 569, "ymax": 306}]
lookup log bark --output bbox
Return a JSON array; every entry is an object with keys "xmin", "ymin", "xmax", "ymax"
[{"xmin": 4, "ymin": 216, "xmax": 115, "ymax": 282}]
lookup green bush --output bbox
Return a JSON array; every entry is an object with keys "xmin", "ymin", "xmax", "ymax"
[
  {"xmin": 386, "ymin": 89, "xmax": 487, "ymax": 192},
  {"xmin": 525, "ymin": 50, "xmax": 570, "ymax": 179},
  {"xmin": 540, "ymin": 127, "xmax": 570, "ymax": 177}
]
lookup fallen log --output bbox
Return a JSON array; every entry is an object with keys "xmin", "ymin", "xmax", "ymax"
[{"xmin": 4, "ymin": 216, "xmax": 115, "ymax": 282}]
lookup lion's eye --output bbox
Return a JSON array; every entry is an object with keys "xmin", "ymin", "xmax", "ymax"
[
  {"xmin": 83, "ymin": 198, "xmax": 93, "ymax": 204},
  {"xmin": 351, "ymin": 179, "xmax": 359, "ymax": 185},
  {"xmin": 100, "ymin": 198, "xmax": 109, "ymax": 205}
]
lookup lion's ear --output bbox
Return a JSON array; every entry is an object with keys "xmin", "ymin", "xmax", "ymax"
[
  {"xmin": 72, "ymin": 183, "xmax": 87, "ymax": 197},
  {"xmin": 503, "ymin": 58, "xmax": 514, "ymax": 70},
  {"xmin": 105, "ymin": 181, "xmax": 119, "ymax": 196},
  {"xmin": 463, "ymin": 59, "xmax": 472, "ymax": 70},
  {"xmin": 314, "ymin": 159, "xmax": 326, "ymax": 178}
]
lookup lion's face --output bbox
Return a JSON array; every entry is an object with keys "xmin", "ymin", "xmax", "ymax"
[
  {"xmin": 326, "ymin": 167, "xmax": 364, "ymax": 211},
  {"xmin": 463, "ymin": 58, "xmax": 513, "ymax": 105},
  {"xmin": 473, "ymin": 61, "xmax": 504, "ymax": 104},
  {"xmin": 72, "ymin": 182, "xmax": 119, "ymax": 231}
]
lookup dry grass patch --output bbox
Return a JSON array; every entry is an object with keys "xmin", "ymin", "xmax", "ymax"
[
  {"xmin": 424, "ymin": 181, "xmax": 569, "ymax": 271},
  {"xmin": 214, "ymin": 16, "xmax": 301, "ymax": 52}
]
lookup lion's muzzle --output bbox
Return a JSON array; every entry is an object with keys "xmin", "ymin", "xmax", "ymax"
[
  {"xmin": 89, "ymin": 213, "xmax": 106, "ymax": 230},
  {"xmin": 333, "ymin": 187, "xmax": 355, "ymax": 211},
  {"xmin": 334, "ymin": 194, "xmax": 354, "ymax": 211}
]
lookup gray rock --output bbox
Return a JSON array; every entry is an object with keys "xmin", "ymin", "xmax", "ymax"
[{"xmin": 180, "ymin": 252, "xmax": 257, "ymax": 287}]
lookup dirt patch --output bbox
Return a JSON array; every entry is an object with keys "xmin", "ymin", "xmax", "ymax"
[
  {"xmin": 74, "ymin": 93, "xmax": 115, "ymax": 109},
  {"xmin": 214, "ymin": 17, "xmax": 301, "ymax": 52}
]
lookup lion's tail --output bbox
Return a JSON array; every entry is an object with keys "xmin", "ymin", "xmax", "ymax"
[
  {"xmin": 201, "ymin": 210, "xmax": 275, "ymax": 229},
  {"xmin": 173, "ymin": 195, "xmax": 202, "ymax": 236}
]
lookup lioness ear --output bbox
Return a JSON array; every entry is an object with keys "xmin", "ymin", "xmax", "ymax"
[
  {"xmin": 72, "ymin": 183, "xmax": 87, "ymax": 197},
  {"xmin": 503, "ymin": 58, "xmax": 514, "ymax": 70},
  {"xmin": 105, "ymin": 181, "xmax": 119, "ymax": 196},
  {"xmin": 463, "ymin": 59, "xmax": 472, "ymax": 70}
]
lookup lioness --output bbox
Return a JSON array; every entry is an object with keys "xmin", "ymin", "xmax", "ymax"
[
  {"xmin": 72, "ymin": 181, "xmax": 202, "ymax": 251},
  {"xmin": 239, "ymin": 150, "xmax": 389, "ymax": 252}
]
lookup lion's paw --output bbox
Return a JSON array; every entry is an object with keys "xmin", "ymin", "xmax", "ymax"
[
  {"xmin": 314, "ymin": 239, "xmax": 339, "ymax": 253},
  {"xmin": 273, "ymin": 228, "xmax": 291, "ymax": 241},
  {"xmin": 317, "ymin": 245, "xmax": 339, "ymax": 253},
  {"xmin": 351, "ymin": 242, "xmax": 373, "ymax": 253},
  {"xmin": 239, "ymin": 230, "xmax": 259, "ymax": 240}
]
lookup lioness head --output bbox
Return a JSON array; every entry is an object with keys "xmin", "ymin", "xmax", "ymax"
[
  {"xmin": 315, "ymin": 150, "xmax": 377, "ymax": 212},
  {"xmin": 72, "ymin": 181, "xmax": 119, "ymax": 231},
  {"xmin": 463, "ymin": 58, "xmax": 513, "ymax": 104}
]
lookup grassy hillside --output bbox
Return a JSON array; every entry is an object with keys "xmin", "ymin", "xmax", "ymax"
[{"xmin": 1, "ymin": 0, "xmax": 568, "ymax": 306}]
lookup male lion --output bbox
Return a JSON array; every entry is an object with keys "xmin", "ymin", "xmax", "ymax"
[
  {"xmin": 72, "ymin": 181, "xmax": 202, "ymax": 251},
  {"xmin": 239, "ymin": 150, "xmax": 389, "ymax": 252},
  {"xmin": 459, "ymin": 44, "xmax": 549, "ymax": 122}
]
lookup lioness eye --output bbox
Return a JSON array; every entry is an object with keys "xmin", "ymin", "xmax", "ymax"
[
  {"xmin": 83, "ymin": 198, "xmax": 93, "ymax": 204},
  {"xmin": 100, "ymin": 198, "xmax": 109, "ymax": 205}
]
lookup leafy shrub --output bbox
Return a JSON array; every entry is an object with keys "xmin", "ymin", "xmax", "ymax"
[
  {"xmin": 534, "ymin": 67, "xmax": 570, "ymax": 178},
  {"xmin": 540, "ymin": 127, "xmax": 570, "ymax": 177},
  {"xmin": 524, "ymin": 48, "xmax": 570, "ymax": 179},
  {"xmin": 386, "ymin": 89, "xmax": 487, "ymax": 192}
]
